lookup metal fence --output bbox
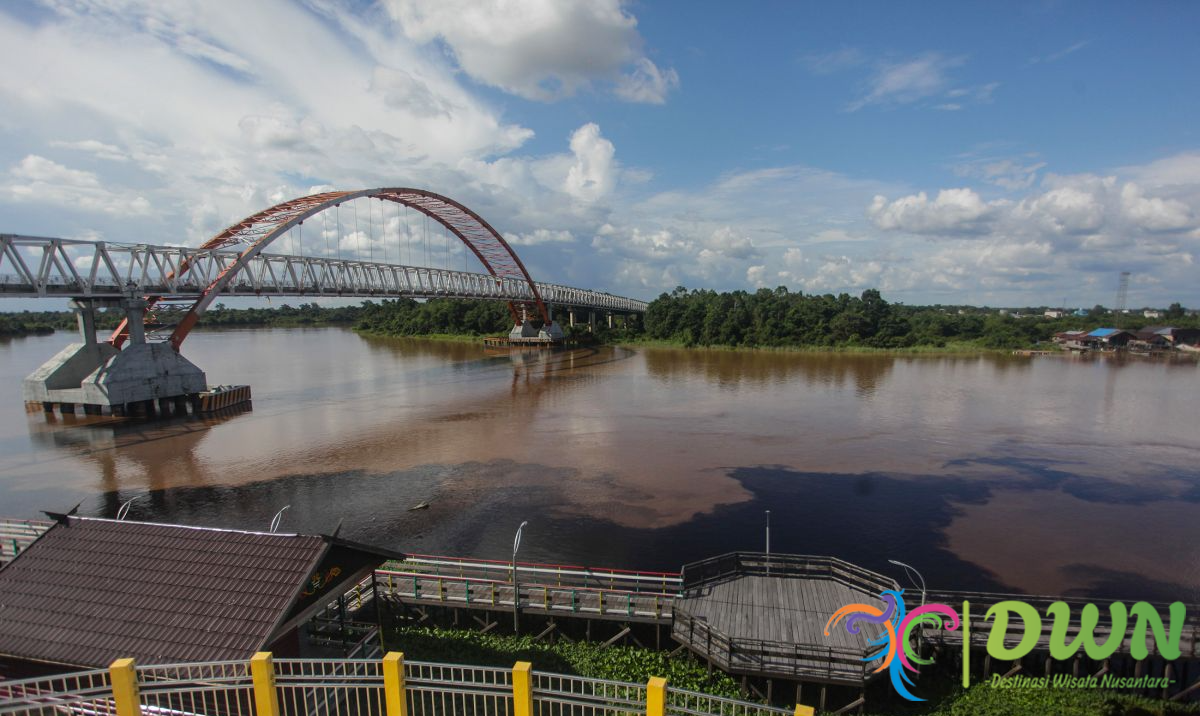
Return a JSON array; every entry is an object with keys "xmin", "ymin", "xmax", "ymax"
[{"xmin": 0, "ymin": 654, "xmax": 807, "ymax": 716}]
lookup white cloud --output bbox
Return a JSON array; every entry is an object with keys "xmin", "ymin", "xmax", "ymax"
[
  {"xmin": 802, "ymin": 47, "xmax": 865, "ymax": 75},
  {"xmin": 848, "ymin": 52, "xmax": 965, "ymax": 111},
  {"xmin": 564, "ymin": 123, "xmax": 616, "ymax": 202},
  {"xmin": 1120, "ymin": 182, "xmax": 1192, "ymax": 232},
  {"xmin": 954, "ymin": 156, "xmax": 1047, "ymax": 191},
  {"xmin": 869, "ymin": 188, "xmax": 999, "ymax": 235},
  {"xmin": 506, "ymin": 228, "xmax": 575, "ymax": 246},
  {"xmin": 1028, "ymin": 40, "xmax": 1090, "ymax": 65},
  {"xmin": 11, "ymin": 155, "xmax": 99, "ymax": 188},
  {"xmin": 614, "ymin": 58, "xmax": 680, "ymax": 104},
  {"xmin": 387, "ymin": 0, "xmax": 677, "ymax": 103},
  {"xmin": 6, "ymin": 154, "xmax": 152, "ymax": 216},
  {"xmin": 48, "ymin": 139, "xmax": 128, "ymax": 162}
]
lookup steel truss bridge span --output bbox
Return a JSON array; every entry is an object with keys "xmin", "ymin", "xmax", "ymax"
[{"xmin": 0, "ymin": 235, "xmax": 648, "ymax": 314}]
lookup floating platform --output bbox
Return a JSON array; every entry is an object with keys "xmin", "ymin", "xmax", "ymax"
[
  {"xmin": 26, "ymin": 384, "xmax": 251, "ymax": 419},
  {"xmin": 196, "ymin": 385, "xmax": 252, "ymax": 413},
  {"xmin": 483, "ymin": 336, "xmax": 567, "ymax": 348}
]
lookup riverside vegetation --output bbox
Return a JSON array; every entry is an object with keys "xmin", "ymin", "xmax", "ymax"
[{"xmin": 5, "ymin": 290, "xmax": 1195, "ymax": 353}]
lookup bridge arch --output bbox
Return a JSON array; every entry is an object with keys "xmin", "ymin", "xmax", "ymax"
[{"xmin": 108, "ymin": 188, "xmax": 549, "ymax": 350}]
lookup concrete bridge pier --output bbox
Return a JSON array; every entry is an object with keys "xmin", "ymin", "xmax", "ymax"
[{"xmin": 23, "ymin": 298, "xmax": 207, "ymax": 416}]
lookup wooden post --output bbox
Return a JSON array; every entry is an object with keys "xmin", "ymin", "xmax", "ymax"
[
  {"xmin": 646, "ymin": 677, "xmax": 667, "ymax": 716},
  {"xmin": 513, "ymin": 662, "xmax": 534, "ymax": 716},
  {"xmin": 250, "ymin": 652, "xmax": 280, "ymax": 716},
  {"xmin": 109, "ymin": 658, "xmax": 141, "ymax": 716},
  {"xmin": 383, "ymin": 652, "xmax": 407, "ymax": 716}
]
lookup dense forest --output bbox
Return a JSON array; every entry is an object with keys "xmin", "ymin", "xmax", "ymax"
[
  {"xmin": 641, "ymin": 287, "xmax": 1198, "ymax": 350},
  {"xmin": 3, "ymin": 290, "xmax": 1196, "ymax": 352},
  {"xmin": 0, "ymin": 302, "xmax": 365, "ymax": 337},
  {"xmin": 354, "ymin": 298, "xmax": 512, "ymax": 336}
]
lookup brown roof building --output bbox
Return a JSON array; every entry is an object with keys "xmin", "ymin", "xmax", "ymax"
[{"xmin": 0, "ymin": 515, "xmax": 401, "ymax": 676}]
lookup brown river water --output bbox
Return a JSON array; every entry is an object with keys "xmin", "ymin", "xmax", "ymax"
[{"xmin": 1, "ymin": 328, "xmax": 1198, "ymax": 601}]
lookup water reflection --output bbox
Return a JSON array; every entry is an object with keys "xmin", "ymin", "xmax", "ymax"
[{"xmin": 641, "ymin": 347, "xmax": 896, "ymax": 396}]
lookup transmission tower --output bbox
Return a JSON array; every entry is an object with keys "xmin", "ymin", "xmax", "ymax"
[{"xmin": 1114, "ymin": 271, "xmax": 1131, "ymax": 328}]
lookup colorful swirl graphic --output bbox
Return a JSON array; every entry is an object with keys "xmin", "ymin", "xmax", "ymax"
[{"xmin": 824, "ymin": 589, "xmax": 961, "ymax": 702}]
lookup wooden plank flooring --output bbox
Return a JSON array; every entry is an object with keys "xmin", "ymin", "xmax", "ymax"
[{"xmin": 677, "ymin": 575, "xmax": 886, "ymax": 652}]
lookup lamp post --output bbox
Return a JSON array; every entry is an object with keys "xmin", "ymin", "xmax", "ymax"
[
  {"xmin": 887, "ymin": 559, "xmax": 927, "ymax": 608},
  {"xmin": 765, "ymin": 510, "xmax": 771, "ymax": 576},
  {"xmin": 512, "ymin": 521, "xmax": 528, "ymax": 633}
]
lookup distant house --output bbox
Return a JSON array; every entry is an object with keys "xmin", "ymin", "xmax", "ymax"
[
  {"xmin": 1144, "ymin": 309, "xmax": 1163, "ymax": 319},
  {"xmin": 1073, "ymin": 308, "xmax": 1089, "ymax": 317},
  {"xmin": 1044, "ymin": 309, "xmax": 1066, "ymax": 319},
  {"xmin": 1052, "ymin": 330, "xmax": 1088, "ymax": 344},
  {"xmin": 1083, "ymin": 328, "xmax": 1136, "ymax": 349},
  {"xmin": 1136, "ymin": 326, "xmax": 1200, "ymax": 347}
]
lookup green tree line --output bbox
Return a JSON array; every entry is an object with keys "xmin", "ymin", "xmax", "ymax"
[{"xmin": 643, "ymin": 287, "xmax": 1199, "ymax": 350}]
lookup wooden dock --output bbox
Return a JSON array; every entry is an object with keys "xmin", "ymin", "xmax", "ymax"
[
  {"xmin": 372, "ymin": 551, "xmax": 1200, "ymax": 698},
  {"xmin": 672, "ymin": 553, "xmax": 895, "ymax": 686}
]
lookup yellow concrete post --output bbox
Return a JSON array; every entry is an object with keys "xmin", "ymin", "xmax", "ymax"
[
  {"xmin": 646, "ymin": 676, "xmax": 667, "ymax": 716},
  {"xmin": 794, "ymin": 705, "xmax": 815, "ymax": 716},
  {"xmin": 250, "ymin": 652, "xmax": 280, "ymax": 716},
  {"xmin": 512, "ymin": 661, "xmax": 533, "ymax": 716},
  {"xmin": 109, "ymin": 658, "xmax": 141, "ymax": 716},
  {"xmin": 383, "ymin": 652, "xmax": 408, "ymax": 716}
]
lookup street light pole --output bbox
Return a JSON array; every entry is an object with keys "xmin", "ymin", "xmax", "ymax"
[
  {"xmin": 512, "ymin": 521, "xmax": 528, "ymax": 633},
  {"xmin": 887, "ymin": 559, "xmax": 927, "ymax": 607},
  {"xmin": 765, "ymin": 510, "xmax": 771, "ymax": 576}
]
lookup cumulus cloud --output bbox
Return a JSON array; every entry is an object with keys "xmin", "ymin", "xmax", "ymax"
[
  {"xmin": 869, "ymin": 188, "xmax": 999, "ymax": 235},
  {"xmin": 6, "ymin": 154, "xmax": 152, "ymax": 216},
  {"xmin": 564, "ymin": 123, "xmax": 616, "ymax": 202},
  {"xmin": 387, "ymin": 0, "xmax": 677, "ymax": 103}
]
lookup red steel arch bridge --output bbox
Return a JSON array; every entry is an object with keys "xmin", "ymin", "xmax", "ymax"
[{"xmin": 7, "ymin": 188, "xmax": 647, "ymax": 414}]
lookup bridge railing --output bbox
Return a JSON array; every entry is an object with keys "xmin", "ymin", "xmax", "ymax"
[
  {"xmin": 0, "ymin": 235, "xmax": 648, "ymax": 313},
  {"xmin": 0, "ymin": 653, "xmax": 800, "ymax": 716}
]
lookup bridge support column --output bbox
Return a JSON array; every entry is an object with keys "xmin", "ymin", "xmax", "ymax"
[
  {"xmin": 568, "ymin": 309, "xmax": 576, "ymax": 327},
  {"xmin": 588, "ymin": 311, "xmax": 595, "ymax": 333},
  {"xmin": 607, "ymin": 313, "xmax": 613, "ymax": 329},
  {"xmin": 23, "ymin": 298, "xmax": 207, "ymax": 414},
  {"xmin": 122, "ymin": 298, "xmax": 148, "ymax": 345}
]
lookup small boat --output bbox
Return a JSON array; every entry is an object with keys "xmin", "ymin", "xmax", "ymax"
[{"xmin": 408, "ymin": 501, "xmax": 430, "ymax": 511}]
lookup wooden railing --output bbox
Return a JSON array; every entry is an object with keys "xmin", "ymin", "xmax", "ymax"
[
  {"xmin": 375, "ymin": 555, "xmax": 682, "ymax": 623},
  {"xmin": 681, "ymin": 552, "xmax": 896, "ymax": 596},
  {"xmin": 670, "ymin": 609, "xmax": 878, "ymax": 686}
]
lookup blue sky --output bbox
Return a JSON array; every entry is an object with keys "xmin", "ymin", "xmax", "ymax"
[{"xmin": 1, "ymin": 0, "xmax": 1198, "ymax": 307}]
